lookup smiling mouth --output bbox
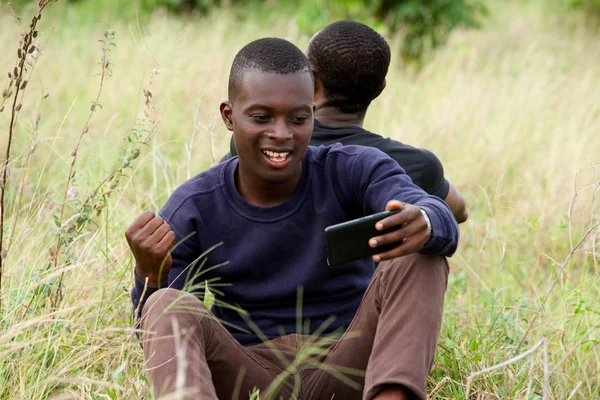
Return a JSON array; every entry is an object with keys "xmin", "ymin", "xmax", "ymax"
[{"xmin": 261, "ymin": 149, "xmax": 291, "ymax": 163}]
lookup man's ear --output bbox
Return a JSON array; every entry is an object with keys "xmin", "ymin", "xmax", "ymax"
[
  {"xmin": 220, "ymin": 101, "xmax": 234, "ymax": 131},
  {"xmin": 312, "ymin": 69, "xmax": 327, "ymax": 109},
  {"xmin": 374, "ymin": 79, "xmax": 387, "ymax": 99},
  {"xmin": 312, "ymin": 69, "xmax": 322, "ymax": 97}
]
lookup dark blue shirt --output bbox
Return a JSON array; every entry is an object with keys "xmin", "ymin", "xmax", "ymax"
[
  {"xmin": 223, "ymin": 119, "xmax": 451, "ymax": 199},
  {"xmin": 131, "ymin": 144, "xmax": 459, "ymax": 346}
]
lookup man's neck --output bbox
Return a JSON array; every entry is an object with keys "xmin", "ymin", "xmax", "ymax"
[
  {"xmin": 235, "ymin": 164, "xmax": 302, "ymax": 208},
  {"xmin": 314, "ymin": 106, "xmax": 366, "ymax": 128}
]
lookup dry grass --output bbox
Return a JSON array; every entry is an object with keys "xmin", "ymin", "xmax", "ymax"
[{"xmin": 0, "ymin": 0, "xmax": 599, "ymax": 398}]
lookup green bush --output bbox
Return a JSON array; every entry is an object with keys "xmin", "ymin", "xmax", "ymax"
[
  {"xmin": 8, "ymin": 0, "xmax": 488, "ymax": 63},
  {"xmin": 293, "ymin": 0, "xmax": 487, "ymax": 62},
  {"xmin": 168, "ymin": 0, "xmax": 489, "ymax": 63},
  {"xmin": 570, "ymin": 0, "xmax": 600, "ymax": 12}
]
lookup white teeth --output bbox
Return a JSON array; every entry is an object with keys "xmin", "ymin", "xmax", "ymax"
[{"xmin": 262, "ymin": 150, "xmax": 289, "ymax": 158}]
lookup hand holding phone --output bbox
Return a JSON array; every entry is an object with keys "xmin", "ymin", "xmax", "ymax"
[
  {"xmin": 325, "ymin": 200, "xmax": 432, "ymax": 266},
  {"xmin": 325, "ymin": 210, "xmax": 401, "ymax": 266}
]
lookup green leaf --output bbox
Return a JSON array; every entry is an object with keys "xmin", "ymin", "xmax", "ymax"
[
  {"xmin": 203, "ymin": 280, "xmax": 215, "ymax": 309},
  {"xmin": 111, "ymin": 361, "xmax": 127, "ymax": 383}
]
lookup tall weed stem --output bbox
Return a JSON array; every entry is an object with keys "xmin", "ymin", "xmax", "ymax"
[
  {"xmin": 50, "ymin": 29, "xmax": 116, "ymax": 306},
  {"xmin": 0, "ymin": 0, "xmax": 57, "ymax": 312}
]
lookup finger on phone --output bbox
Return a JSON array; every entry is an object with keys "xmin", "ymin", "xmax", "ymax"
[
  {"xmin": 372, "ymin": 233, "xmax": 426, "ymax": 262},
  {"xmin": 370, "ymin": 226, "xmax": 408, "ymax": 248},
  {"xmin": 373, "ymin": 241, "xmax": 411, "ymax": 262},
  {"xmin": 371, "ymin": 216, "xmax": 428, "ymax": 247},
  {"xmin": 372, "ymin": 243, "xmax": 408, "ymax": 262},
  {"xmin": 375, "ymin": 207, "xmax": 418, "ymax": 231},
  {"xmin": 385, "ymin": 200, "xmax": 404, "ymax": 211}
]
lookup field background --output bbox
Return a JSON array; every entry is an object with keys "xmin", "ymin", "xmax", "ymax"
[{"xmin": 1, "ymin": 0, "xmax": 599, "ymax": 398}]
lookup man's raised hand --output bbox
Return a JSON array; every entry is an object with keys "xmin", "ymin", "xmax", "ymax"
[
  {"xmin": 125, "ymin": 211, "xmax": 177, "ymax": 287},
  {"xmin": 368, "ymin": 200, "xmax": 432, "ymax": 262}
]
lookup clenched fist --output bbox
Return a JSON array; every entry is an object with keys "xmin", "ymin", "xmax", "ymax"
[{"xmin": 125, "ymin": 211, "xmax": 177, "ymax": 287}]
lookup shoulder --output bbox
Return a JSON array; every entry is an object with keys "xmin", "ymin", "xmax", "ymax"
[
  {"xmin": 309, "ymin": 142, "xmax": 389, "ymax": 158},
  {"xmin": 322, "ymin": 127, "xmax": 423, "ymax": 167},
  {"xmin": 308, "ymin": 143, "xmax": 391, "ymax": 166},
  {"xmin": 160, "ymin": 161, "xmax": 228, "ymax": 222},
  {"xmin": 416, "ymin": 148, "xmax": 450, "ymax": 198},
  {"xmin": 417, "ymin": 148, "xmax": 444, "ymax": 176},
  {"xmin": 307, "ymin": 144, "xmax": 404, "ymax": 185}
]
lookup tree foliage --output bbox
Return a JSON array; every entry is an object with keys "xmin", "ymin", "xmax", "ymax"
[
  {"xmin": 294, "ymin": 0, "xmax": 487, "ymax": 62},
  {"xmin": 189, "ymin": 0, "xmax": 487, "ymax": 62},
  {"xmin": 9, "ymin": 0, "xmax": 487, "ymax": 63},
  {"xmin": 570, "ymin": 0, "xmax": 600, "ymax": 12}
]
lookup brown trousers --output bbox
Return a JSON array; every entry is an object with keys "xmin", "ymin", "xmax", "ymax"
[{"xmin": 140, "ymin": 253, "xmax": 449, "ymax": 400}]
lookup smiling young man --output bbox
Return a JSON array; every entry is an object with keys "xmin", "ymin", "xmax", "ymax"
[
  {"xmin": 128, "ymin": 38, "xmax": 459, "ymax": 400},
  {"xmin": 223, "ymin": 21, "xmax": 468, "ymax": 224}
]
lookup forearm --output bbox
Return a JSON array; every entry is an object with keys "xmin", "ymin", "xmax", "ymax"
[
  {"xmin": 131, "ymin": 267, "xmax": 167, "ymax": 320},
  {"xmin": 416, "ymin": 197, "xmax": 459, "ymax": 256},
  {"xmin": 444, "ymin": 182, "xmax": 468, "ymax": 224},
  {"xmin": 353, "ymin": 150, "xmax": 460, "ymax": 255},
  {"xmin": 131, "ymin": 256, "xmax": 192, "ymax": 320}
]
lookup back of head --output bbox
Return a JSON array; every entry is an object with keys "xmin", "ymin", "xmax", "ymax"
[
  {"xmin": 307, "ymin": 20, "xmax": 391, "ymax": 114},
  {"xmin": 228, "ymin": 37, "xmax": 313, "ymax": 102}
]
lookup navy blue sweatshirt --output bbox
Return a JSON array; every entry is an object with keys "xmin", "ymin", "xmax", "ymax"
[{"xmin": 131, "ymin": 144, "xmax": 459, "ymax": 346}]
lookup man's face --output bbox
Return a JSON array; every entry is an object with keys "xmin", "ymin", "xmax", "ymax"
[{"xmin": 221, "ymin": 69, "xmax": 315, "ymax": 186}]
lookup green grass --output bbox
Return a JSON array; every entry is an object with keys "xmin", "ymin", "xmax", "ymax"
[{"xmin": 1, "ymin": 0, "xmax": 599, "ymax": 398}]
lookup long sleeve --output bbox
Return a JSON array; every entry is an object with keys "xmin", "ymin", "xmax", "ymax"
[
  {"xmin": 130, "ymin": 191, "xmax": 204, "ymax": 318},
  {"xmin": 334, "ymin": 146, "xmax": 459, "ymax": 256}
]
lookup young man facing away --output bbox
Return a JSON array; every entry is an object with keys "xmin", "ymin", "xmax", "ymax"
[
  {"xmin": 127, "ymin": 38, "xmax": 459, "ymax": 400},
  {"xmin": 222, "ymin": 21, "xmax": 468, "ymax": 224}
]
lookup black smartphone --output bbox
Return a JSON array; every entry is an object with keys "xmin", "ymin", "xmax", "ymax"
[{"xmin": 324, "ymin": 210, "xmax": 401, "ymax": 266}]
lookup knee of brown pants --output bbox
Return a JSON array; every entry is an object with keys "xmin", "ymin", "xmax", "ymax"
[
  {"xmin": 362, "ymin": 254, "xmax": 449, "ymax": 399},
  {"xmin": 375, "ymin": 253, "xmax": 449, "ymax": 293},
  {"xmin": 140, "ymin": 288, "xmax": 211, "ymax": 339}
]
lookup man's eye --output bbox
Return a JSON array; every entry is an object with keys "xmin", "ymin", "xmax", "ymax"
[
  {"xmin": 251, "ymin": 115, "xmax": 271, "ymax": 122},
  {"xmin": 290, "ymin": 116, "xmax": 308, "ymax": 124}
]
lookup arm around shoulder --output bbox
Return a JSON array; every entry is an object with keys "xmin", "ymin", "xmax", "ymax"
[
  {"xmin": 445, "ymin": 181, "xmax": 468, "ymax": 224},
  {"xmin": 349, "ymin": 147, "xmax": 460, "ymax": 256},
  {"xmin": 419, "ymin": 149, "xmax": 468, "ymax": 224}
]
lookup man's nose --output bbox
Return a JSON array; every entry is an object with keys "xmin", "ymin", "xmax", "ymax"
[{"xmin": 267, "ymin": 119, "xmax": 292, "ymax": 142}]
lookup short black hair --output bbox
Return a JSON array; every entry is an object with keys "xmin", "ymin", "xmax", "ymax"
[
  {"xmin": 307, "ymin": 20, "xmax": 391, "ymax": 113},
  {"xmin": 228, "ymin": 37, "xmax": 313, "ymax": 102}
]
